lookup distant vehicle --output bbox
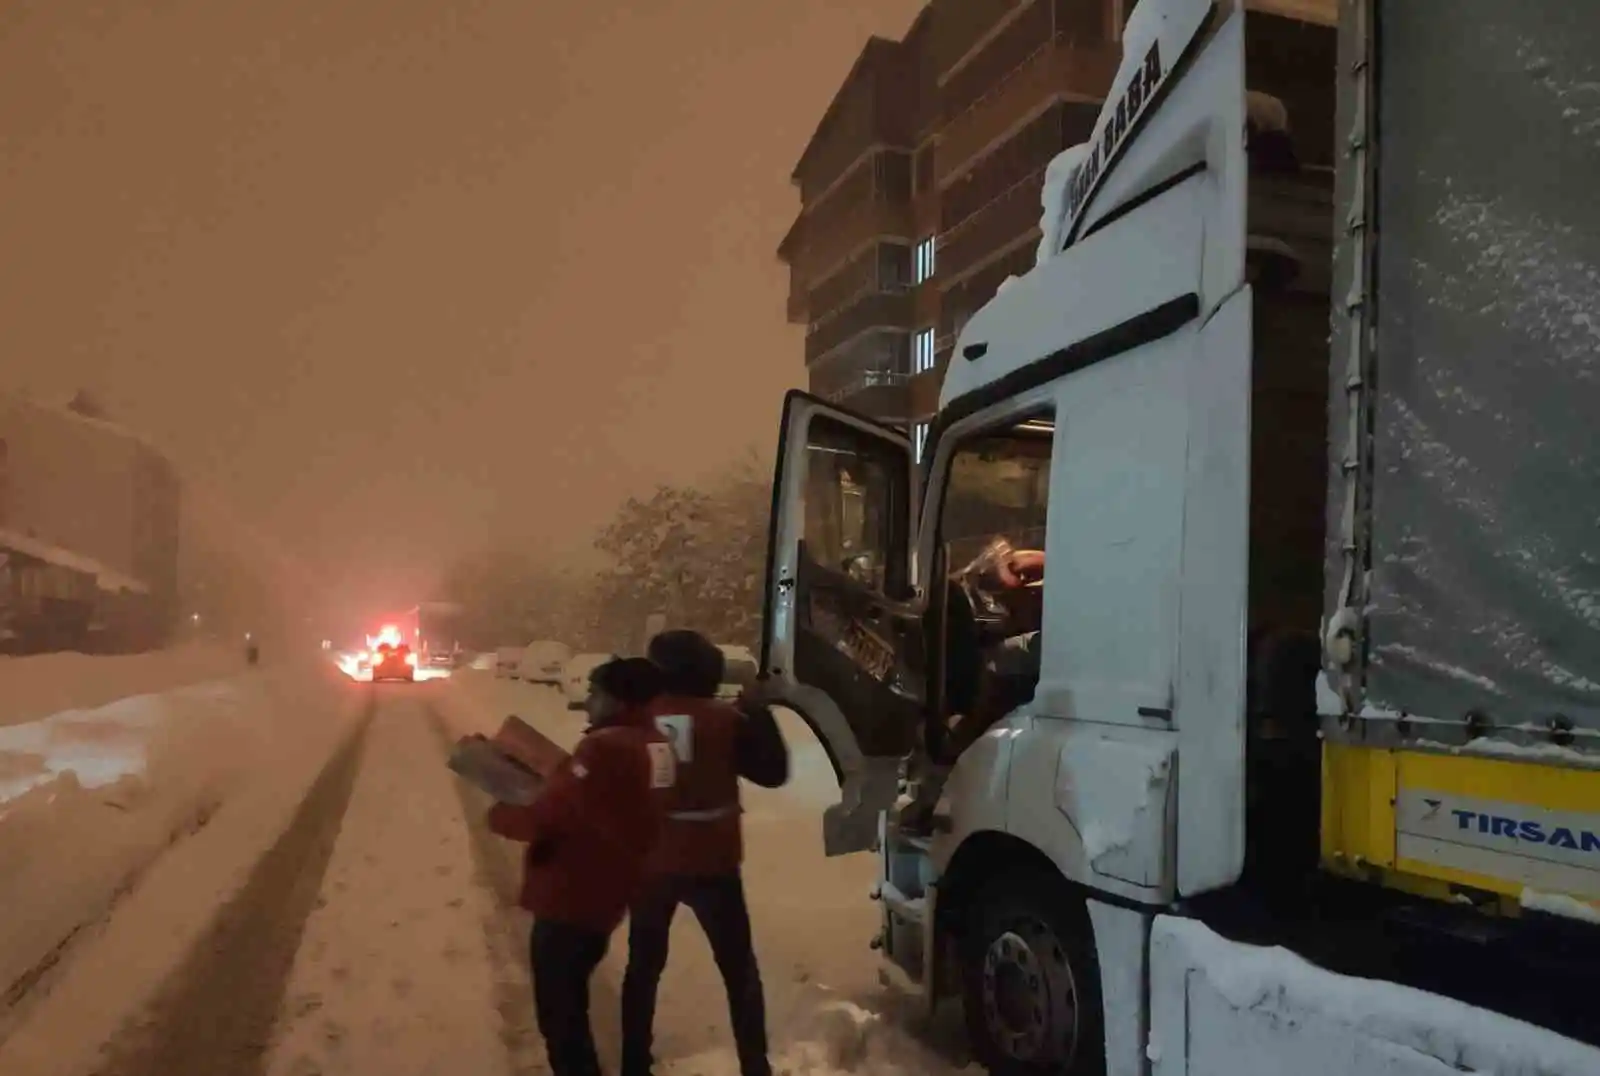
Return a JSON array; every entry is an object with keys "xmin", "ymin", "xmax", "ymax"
[
  {"xmin": 560, "ymin": 652, "xmax": 617, "ymax": 709},
  {"xmin": 518, "ymin": 640, "xmax": 571, "ymax": 685},
  {"xmin": 716, "ymin": 644, "xmax": 757, "ymax": 700},
  {"xmin": 415, "ymin": 601, "xmax": 466, "ymax": 668},
  {"xmin": 369, "ymin": 642, "xmax": 416, "ymax": 683},
  {"xmin": 425, "ymin": 645, "xmax": 462, "ymax": 670},
  {"xmin": 494, "ymin": 646, "xmax": 524, "ymax": 679}
]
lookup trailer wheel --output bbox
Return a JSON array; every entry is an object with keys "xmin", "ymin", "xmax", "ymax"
[{"xmin": 960, "ymin": 873, "xmax": 1104, "ymax": 1076}]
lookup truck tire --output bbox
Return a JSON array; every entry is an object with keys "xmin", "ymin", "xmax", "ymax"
[{"xmin": 960, "ymin": 872, "xmax": 1105, "ymax": 1076}]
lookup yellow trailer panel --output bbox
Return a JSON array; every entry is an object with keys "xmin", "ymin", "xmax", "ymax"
[{"xmin": 1322, "ymin": 743, "xmax": 1600, "ymax": 916}]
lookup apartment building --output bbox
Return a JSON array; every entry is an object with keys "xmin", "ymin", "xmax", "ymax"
[
  {"xmin": 778, "ymin": 0, "xmax": 1335, "ymax": 458},
  {"xmin": 0, "ymin": 394, "xmax": 181, "ymax": 651},
  {"xmin": 778, "ymin": 0, "xmax": 1128, "ymax": 455}
]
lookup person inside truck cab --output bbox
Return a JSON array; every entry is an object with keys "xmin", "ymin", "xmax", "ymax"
[
  {"xmin": 942, "ymin": 540, "xmax": 1047, "ymax": 755},
  {"xmin": 983, "ymin": 543, "xmax": 1045, "ymax": 693}
]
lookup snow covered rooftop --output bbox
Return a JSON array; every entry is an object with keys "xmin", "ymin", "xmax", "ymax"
[{"xmin": 0, "ymin": 526, "xmax": 150, "ymax": 595}]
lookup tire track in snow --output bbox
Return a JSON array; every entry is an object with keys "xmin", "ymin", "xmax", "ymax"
[{"xmin": 88, "ymin": 693, "xmax": 375, "ymax": 1076}]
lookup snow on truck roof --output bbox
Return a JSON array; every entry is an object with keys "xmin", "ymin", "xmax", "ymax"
[
  {"xmin": 942, "ymin": 0, "xmax": 1339, "ymax": 421},
  {"xmin": 940, "ymin": 0, "xmax": 1209, "ymax": 419}
]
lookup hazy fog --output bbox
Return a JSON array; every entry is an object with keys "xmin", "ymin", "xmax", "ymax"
[{"xmin": 0, "ymin": 0, "xmax": 922, "ymax": 613}]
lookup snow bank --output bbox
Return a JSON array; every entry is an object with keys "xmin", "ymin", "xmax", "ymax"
[
  {"xmin": 1150, "ymin": 916, "xmax": 1600, "ymax": 1076},
  {"xmin": 1520, "ymin": 887, "xmax": 1600, "ymax": 925},
  {"xmin": 0, "ymin": 668, "xmax": 330, "ymax": 1032},
  {"xmin": 0, "ymin": 643, "xmax": 236, "ymax": 729},
  {"xmin": 0, "ymin": 665, "xmax": 363, "ymax": 1075}
]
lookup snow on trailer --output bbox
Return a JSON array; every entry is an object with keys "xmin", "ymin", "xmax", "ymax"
[{"xmin": 1149, "ymin": 917, "xmax": 1600, "ymax": 1076}]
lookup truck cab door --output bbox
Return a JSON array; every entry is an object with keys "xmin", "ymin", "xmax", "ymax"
[{"xmin": 759, "ymin": 390, "xmax": 921, "ymax": 856}]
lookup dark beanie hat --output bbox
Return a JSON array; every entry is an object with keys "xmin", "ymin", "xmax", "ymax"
[
  {"xmin": 647, "ymin": 629, "xmax": 725, "ymax": 697},
  {"xmin": 589, "ymin": 656, "xmax": 665, "ymax": 706}
]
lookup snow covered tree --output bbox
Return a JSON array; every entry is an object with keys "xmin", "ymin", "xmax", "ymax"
[
  {"xmin": 590, "ymin": 458, "xmax": 770, "ymax": 651},
  {"xmin": 439, "ymin": 548, "xmax": 589, "ymax": 649}
]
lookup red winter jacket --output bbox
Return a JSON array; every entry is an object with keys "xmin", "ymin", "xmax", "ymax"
[
  {"xmin": 645, "ymin": 693, "xmax": 790, "ymax": 878},
  {"xmin": 487, "ymin": 709, "xmax": 672, "ymax": 933}
]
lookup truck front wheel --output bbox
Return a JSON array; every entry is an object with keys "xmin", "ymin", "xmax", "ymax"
[{"xmin": 960, "ymin": 874, "xmax": 1105, "ymax": 1076}]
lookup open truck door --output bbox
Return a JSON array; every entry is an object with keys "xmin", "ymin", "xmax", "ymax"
[{"xmin": 759, "ymin": 390, "xmax": 921, "ymax": 856}]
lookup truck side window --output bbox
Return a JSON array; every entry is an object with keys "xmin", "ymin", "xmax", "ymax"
[
  {"xmin": 935, "ymin": 414, "xmax": 1055, "ymax": 749},
  {"xmin": 801, "ymin": 418, "xmax": 905, "ymax": 596}
]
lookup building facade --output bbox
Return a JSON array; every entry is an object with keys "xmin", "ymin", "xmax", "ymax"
[
  {"xmin": 0, "ymin": 394, "xmax": 181, "ymax": 651},
  {"xmin": 779, "ymin": 0, "xmax": 1132, "ymax": 454},
  {"xmin": 778, "ymin": 0, "xmax": 1335, "ymax": 458}
]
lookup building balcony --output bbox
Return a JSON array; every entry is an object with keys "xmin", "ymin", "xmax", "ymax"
[
  {"xmin": 790, "ymin": 198, "xmax": 915, "ymax": 286},
  {"xmin": 824, "ymin": 368, "xmax": 911, "ymax": 407},
  {"xmin": 938, "ymin": 168, "xmax": 1045, "ymax": 285},
  {"xmin": 805, "ymin": 289, "xmax": 914, "ymax": 365},
  {"xmin": 938, "ymin": 42, "xmax": 1115, "ymax": 187},
  {"xmin": 928, "ymin": 0, "xmax": 1024, "ymax": 83},
  {"xmin": 837, "ymin": 379, "xmax": 911, "ymax": 424},
  {"xmin": 808, "ymin": 330, "xmax": 912, "ymax": 422}
]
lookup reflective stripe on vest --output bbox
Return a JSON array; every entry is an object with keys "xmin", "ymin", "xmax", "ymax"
[{"xmin": 668, "ymin": 804, "xmax": 739, "ymax": 822}]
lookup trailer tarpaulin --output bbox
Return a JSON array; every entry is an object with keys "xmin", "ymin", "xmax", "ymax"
[{"xmin": 1350, "ymin": 0, "xmax": 1600, "ymax": 734}]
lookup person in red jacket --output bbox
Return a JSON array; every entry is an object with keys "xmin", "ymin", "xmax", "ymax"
[
  {"xmin": 488, "ymin": 656, "xmax": 676, "ymax": 1076},
  {"xmin": 620, "ymin": 630, "xmax": 789, "ymax": 1076}
]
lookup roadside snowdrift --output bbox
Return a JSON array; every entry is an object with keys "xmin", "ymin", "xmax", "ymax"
[
  {"xmin": 0, "ymin": 667, "xmax": 352, "ymax": 1043},
  {"xmin": 1151, "ymin": 916, "xmax": 1600, "ymax": 1076}
]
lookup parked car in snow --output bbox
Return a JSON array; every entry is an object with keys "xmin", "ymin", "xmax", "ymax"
[
  {"xmin": 518, "ymin": 640, "xmax": 571, "ymax": 685},
  {"xmin": 494, "ymin": 646, "xmax": 523, "ymax": 679},
  {"xmin": 560, "ymin": 652, "xmax": 618, "ymax": 708}
]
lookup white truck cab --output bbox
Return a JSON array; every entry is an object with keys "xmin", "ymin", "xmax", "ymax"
[{"xmin": 758, "ymin": 1, "xmax": 1600, "ymax": 1074}]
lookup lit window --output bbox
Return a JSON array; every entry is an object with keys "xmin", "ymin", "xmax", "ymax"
[
  {"xmin": 912, "ymin": 422, "xmax": 929, "ymax": 463},
  {"xmin": 913, "ymin": 328, "xmax": 936, "ymax": 374},
  {"xmin": 914, "ymin": 236, "xmax": 937, "ymax": 285}
]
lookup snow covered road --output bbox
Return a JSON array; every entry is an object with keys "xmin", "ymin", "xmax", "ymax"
[{"xmin": 0, "ymin": 668, "xmax": 958, "ymax": 1076}]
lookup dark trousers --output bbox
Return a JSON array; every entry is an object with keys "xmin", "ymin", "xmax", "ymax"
[
  {"xmin": 620, "ymin": 873, "xmax": 771, "ymax": 1076},
  {"xmin": 531, "ymin": 919, "xmax": 611, "ymax": 1076}
]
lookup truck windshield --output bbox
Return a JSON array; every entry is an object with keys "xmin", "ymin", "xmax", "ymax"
[{"xmin": 943, "ymin": 431, "xmax": 1052, "ymax": 569}]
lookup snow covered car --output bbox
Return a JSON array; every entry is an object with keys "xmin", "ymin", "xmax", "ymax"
[
  {"xmin": 716, "ymin": 644, "xmax": 758, "ymax": 700},
  {"xmin": 518, "ymin": 640, "xmax": 572, "ymax": 685},
  {"xmin": 494, "ymin": 646, "xmax": 523, "ymax": 679},
  {"xmin": 560, "ymin": 652, "xmax": 617, "ymax": 708},
  {"xmin": 370, "ymin": 643, "xmax": 416, "ymax": 683}
]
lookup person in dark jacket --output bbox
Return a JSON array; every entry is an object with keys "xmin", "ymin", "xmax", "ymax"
[
  {"xmin": 620, "ymin": 630, "xmax": 789, "ymax": 1076},
  {"xmin": 488, "ymin": 656, "xmax": 676, "ymax": 1076}
]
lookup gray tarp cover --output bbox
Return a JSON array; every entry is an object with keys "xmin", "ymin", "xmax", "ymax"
[{"xmin": 1355, "ymin": 1, "xmax": 1600, "ymax": 729}]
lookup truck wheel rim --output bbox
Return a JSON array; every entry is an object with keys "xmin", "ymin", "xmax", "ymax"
[{"xmin": 980, "ymin": 920, "xmax": 1078, "ymax": 1064}]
